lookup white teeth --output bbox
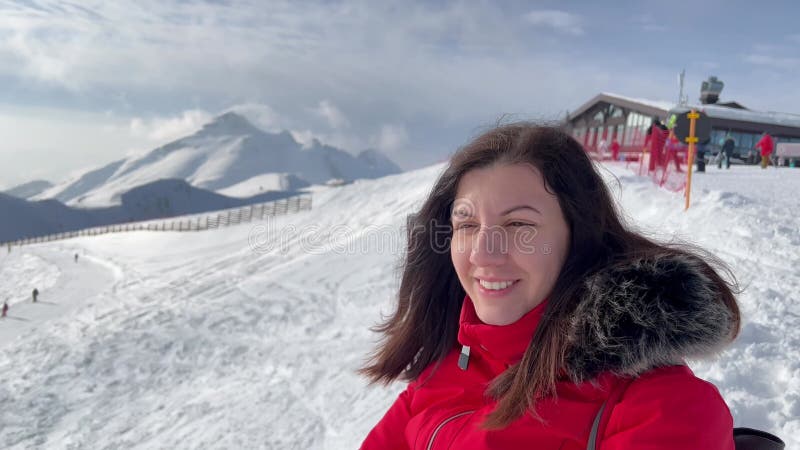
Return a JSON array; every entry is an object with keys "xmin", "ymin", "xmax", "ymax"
[{"xmin": 478, "ymin": 279, "xmax": 516, "ymax": 290}]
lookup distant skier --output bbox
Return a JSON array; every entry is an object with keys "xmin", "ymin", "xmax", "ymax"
[
  {"xmin": 32, "ymin": 288, "xmax": 39, "ymax": 303},
  {"xmin": 2, "ymin": 301, "xmax": 8, "ymax": 318},
  {"xmin": 597, "ymin": 138, "xmax": 608, "ymax": 158},
  {"xmin": 74, "ymin": 253, "xmax": 79, "ymax": 263},
  {"xmin": 610, "ymin": 137, "xmax": 621, "ymax": 161},
  {"xmin": 644, "ymin": 117, "xmax": 668, "ymax": 172},
  {"xmin": 717, "ymin": 135, "xmax": 735, "ymax": 169},
  {"xmin": 664, "ymin": 132, "xmax": 683, "ymax": 172},
  {"xmin": 755, "ymin": 132, "xmax": 774, "ymax": 169}
]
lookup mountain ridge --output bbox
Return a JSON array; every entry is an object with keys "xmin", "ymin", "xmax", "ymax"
[{"xmin": 33, "ymin": 112, "xmax": 401, "ymax": 207}]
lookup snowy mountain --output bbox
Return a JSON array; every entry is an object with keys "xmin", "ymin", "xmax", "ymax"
[
  {"xmin": 1, "ymin": 163, "xmax": 797, "ymax": 448},
  {"xmin": 0, "ymin": 180, "xmax": 302, "ymax": 243},
  {"xmin": 33, "ymin": 112, "xmax": 401, "ymax": 208},
  {"xmin": 3, "ymin": 180, "xmax": 54, "ymax": 200}
]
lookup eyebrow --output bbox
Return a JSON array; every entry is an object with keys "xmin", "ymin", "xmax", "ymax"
[
  {"xmin": 452, "ymin": 204, "xmax": 542, "ymax": 217},
  {"xmin": 500, "ymin": 205, "xmax": 542, "ymax": 215}
]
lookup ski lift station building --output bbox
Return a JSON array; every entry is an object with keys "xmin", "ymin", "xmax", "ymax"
[{"xmin": 565, "ymin": 78, "xmax": 800, "ymax": 163}]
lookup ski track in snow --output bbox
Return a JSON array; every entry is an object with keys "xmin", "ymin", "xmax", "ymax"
[{"xmin": 0, "ymin": 163, "xmax": 798, "ymax": 448}]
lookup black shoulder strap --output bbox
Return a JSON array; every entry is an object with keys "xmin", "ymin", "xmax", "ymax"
[{"xmin": 733, "ymin": 427, "xmax": 785, "ymax": 450}]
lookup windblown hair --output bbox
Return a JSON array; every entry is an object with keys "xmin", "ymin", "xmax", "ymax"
[{"xmin": 360, "ymin": 123, "xmax": 740, "ymax": 428}]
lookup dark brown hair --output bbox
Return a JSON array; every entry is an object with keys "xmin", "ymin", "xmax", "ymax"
[{"xmin": 360, "ymin": 123, "xmax": 740, "ymax": 428}]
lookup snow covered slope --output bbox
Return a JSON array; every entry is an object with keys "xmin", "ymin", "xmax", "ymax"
[
  {"xmin": 0, "ymin": 163, "xmax": 798, "ymax": 448},
  {"xmin": 32, "ymin": 113, "xmax": 401, "ymax": 208},
  {"xmin": 216, "ymin": 173, "xmax": 311, "ymax": 198}
]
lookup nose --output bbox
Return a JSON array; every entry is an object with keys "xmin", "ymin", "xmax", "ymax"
[{"xmin": 469, "ymin": 226, "xmax": 508, "ymax": 267}]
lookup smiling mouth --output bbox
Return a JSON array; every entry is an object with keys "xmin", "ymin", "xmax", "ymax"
[{"xmin": 476, "ymin": 278, "xmax": 519, "ymax": 291}]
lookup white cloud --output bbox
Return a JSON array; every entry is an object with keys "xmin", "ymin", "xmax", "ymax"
[
  {"xmin": 129, "ymin": 110, "xmax": 213, "ymax": 142},
  {"xmin": 524, "ymin": 10, "xmax": 584, "ymax": 36},
  {"xmin": 312, "ymin": 100, "xmax": 350, "ymax": 129},
  {"xmin": 289, "ymin": 130, "xmax": 317, "ymax": 149},
  {"xmin": 226, "ymin": 103, "xmax": 286, "ymax": 133},
  {"xmin": 744, "ymin": 54, "xmax": 800, "ymax": 70},
  {"xmin": 0, "ymin": 106, "xmax": 153, "ymax": 186},
  {"xmin": 371, "ymin": 124, "xmax": 409, "ymax": 154},
  {"xmin": 633, "ymin": 14, "xmax": 668, "ymax": 32}
]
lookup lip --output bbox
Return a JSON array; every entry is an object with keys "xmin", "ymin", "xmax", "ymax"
[{"xmin": 475, "ymin": 278, "xmax": 520, "ymax": 297}]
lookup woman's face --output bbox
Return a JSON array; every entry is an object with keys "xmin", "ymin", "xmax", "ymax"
[{"xmin": 450, "ymin": 163, "xmax": 570, "ymax": 326}]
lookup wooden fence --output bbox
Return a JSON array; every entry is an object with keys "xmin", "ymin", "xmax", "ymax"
[{"xmin": 2, "ymin": 194, "xmax": 312, "ymax": 251}]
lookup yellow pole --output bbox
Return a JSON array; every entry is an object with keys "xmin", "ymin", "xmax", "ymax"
[{"xmin": 684, "ymin": 110, "xmax": 699, "ymax": 210}]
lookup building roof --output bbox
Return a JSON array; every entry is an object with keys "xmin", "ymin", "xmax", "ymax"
[
  {"xmin": 569, "ymin": 92, "xmax": 800, "ymax": 130},
  {"xmin": 694, "ymin": 103, "xmax": 800, "ymax": 129},
  {"xmin": 568, "ymin": 93, "xmax": 672, "ymax": 121}
]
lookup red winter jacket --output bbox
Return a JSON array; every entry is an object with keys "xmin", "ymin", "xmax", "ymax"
[
  {"xmin": 755, "ymin": 134, "xmax": 774, "ymax": 156},
  {"xmin": 644, "ymin": 125, "xmax": 669, "ymax": 154},
  {"xmin": 362, "ymin": 255, "xmax": 736, "ymax": 450}
]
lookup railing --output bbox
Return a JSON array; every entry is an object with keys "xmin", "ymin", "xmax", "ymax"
[{"xmin": 2, "ymin": 194, "xmax": 312, "ymax": 250}]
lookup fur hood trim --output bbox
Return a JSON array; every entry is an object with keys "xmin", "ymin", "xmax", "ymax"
[{"xmin": 565, "ymin": 252, "xmax": 735, "ymax": 382}]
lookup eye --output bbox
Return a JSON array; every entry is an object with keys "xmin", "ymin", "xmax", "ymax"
[
  {"xmin": 454, "ymin": 222, "xmax": 477, "ymax": 230},
  {"xmin": 507, "ymin": 221, "xmax": 536, "ymax": 228}
]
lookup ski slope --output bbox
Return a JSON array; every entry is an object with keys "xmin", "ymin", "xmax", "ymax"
[{"xmin": 0, "ymin": 162, "xmax": 798, "ymax": 449}]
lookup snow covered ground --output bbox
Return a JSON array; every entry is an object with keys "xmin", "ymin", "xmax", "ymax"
[{"xmin": 0, "ymin": 162, "xmax": 798, "ymax": 449}]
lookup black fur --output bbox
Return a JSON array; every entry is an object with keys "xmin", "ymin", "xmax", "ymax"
[{"xmin": 565, "ymin": 253, "xmax": 734, "ymax": 382}]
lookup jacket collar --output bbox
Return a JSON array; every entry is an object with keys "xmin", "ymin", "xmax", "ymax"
[
  {"xmin": 457, "ymin": 295, "xmax": 548, "ymax": 367},
  {"xmin": 454, "ymin": 253, "xmax": 736, "ymax": 383}
]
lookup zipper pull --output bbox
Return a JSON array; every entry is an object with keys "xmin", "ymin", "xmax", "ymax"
[{"xmin": 458, "ymin": 345, "xmax": 470, "ymax": 371}]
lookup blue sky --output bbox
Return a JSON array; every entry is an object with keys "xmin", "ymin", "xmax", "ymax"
[{"xmin": 1, "ymin": 0, "xmax": 799, "ymax": 188}]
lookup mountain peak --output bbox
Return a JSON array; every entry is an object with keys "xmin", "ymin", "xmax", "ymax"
[{"xmin": 200, "ymin": 112, "xmax": 262, "ymax": 136}]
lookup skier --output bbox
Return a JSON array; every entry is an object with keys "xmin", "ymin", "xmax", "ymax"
[
  {"xmin": 32, "ymin": 288, "xmax": 39, "ymax": 303},
  {"xmin": 2, "ymin": 301, "xmax": 8, "ymax": 318},
  {"xmin": 597, "ymin": 138, "xmax": 609, "ymax": 159},
  {"xmin": 719, "ymin": 135, "xmax": 735, "ymax": 169},
  {"xmin": 610, "ymin": 137, "xmax": 621, "ymax": 161},
  {"xmin": 644, "ymin": 117, "xmax": 668, "ymax": 172},
  {"xmin": 74, "ymin": 253, "xmax": 79, "ymax": 263},
  {"xmin": 755, "ymin": 132, "xmax": 774, "ymax": 169},
  {"xmin": 665, "ymin": 131, "xmax": 683, "ymax": 172}
]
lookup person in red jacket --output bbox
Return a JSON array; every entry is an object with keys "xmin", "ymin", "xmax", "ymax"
[
  {"xmin": 755, "ymin": 132, "xmax": 775, "ymax": 169},
  {"xmin": 644, "ymin": 117, "xmax": 669, "ymax": 172},
  {"xmin": 665, "ymin": 131, "xmax": 684, "ymax": 172},
  {"xmin": 610, "ymin": 137, "xmax": 620, "ymax": 161},
  {"xmin": 360, "ymin": 124, "xmax": 741, "ymax": 450}
]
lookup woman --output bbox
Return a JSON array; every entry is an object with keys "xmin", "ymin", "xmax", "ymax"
[{"xmin": 360, "ymin": 124, "xmax": 740, "ymax": 449}]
